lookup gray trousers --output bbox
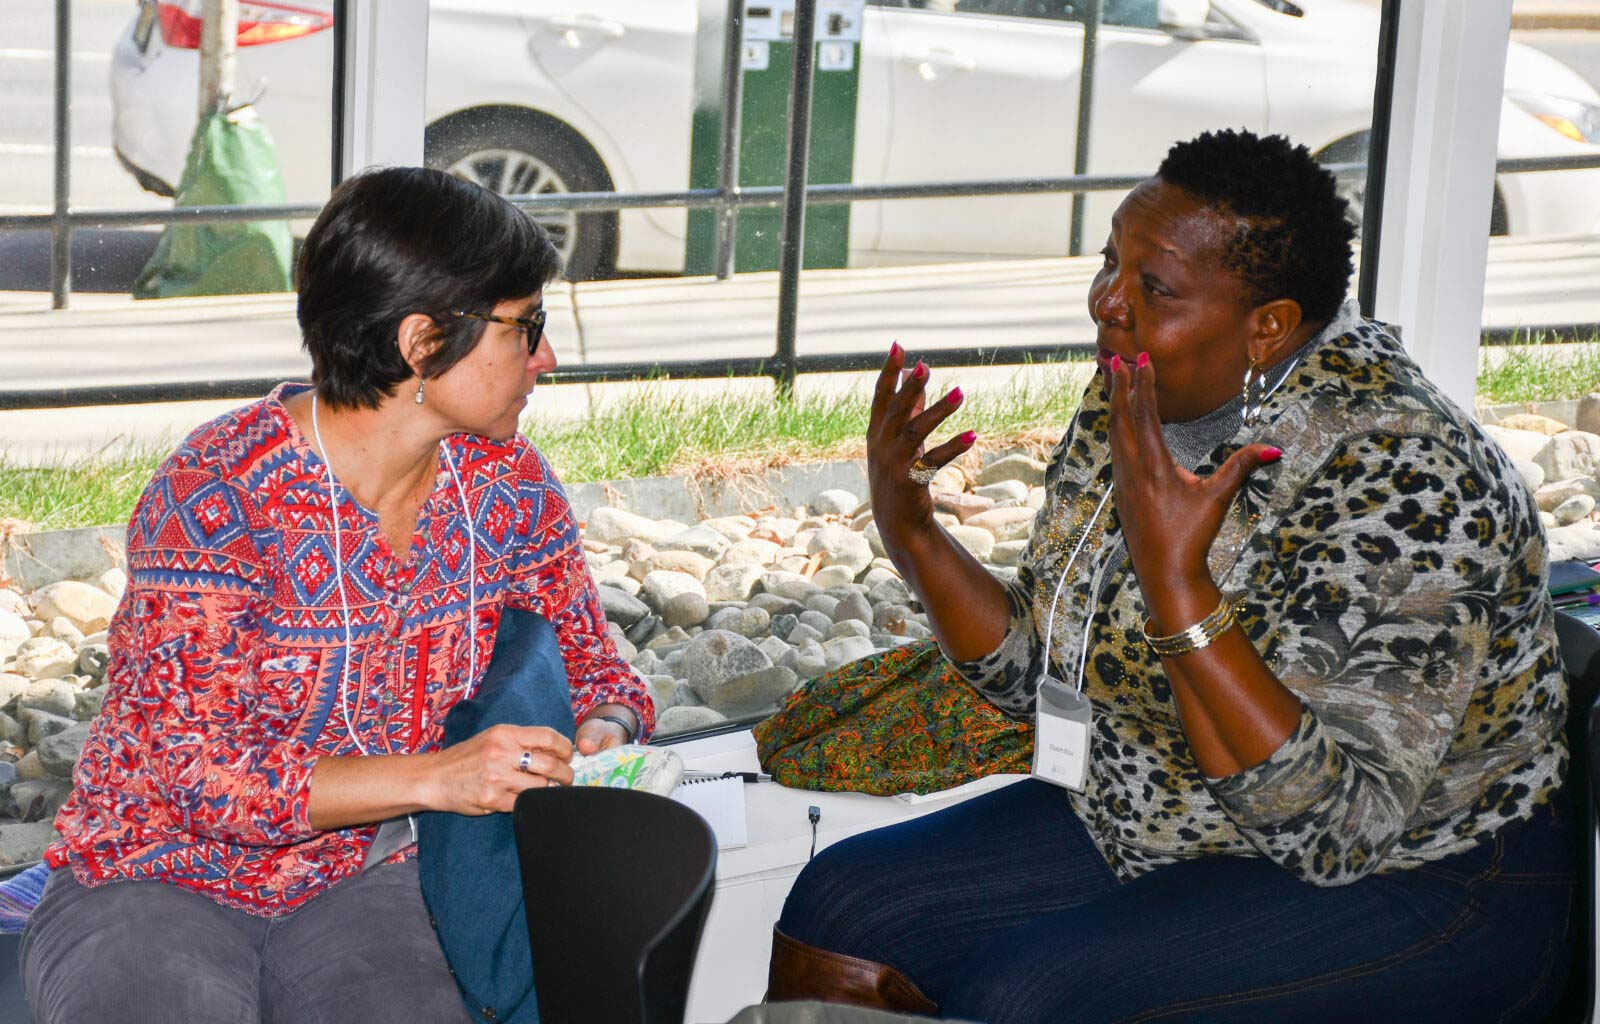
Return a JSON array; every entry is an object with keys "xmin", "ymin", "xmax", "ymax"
[{"xmin": 19, "ymin": 860, "xmax": 472, "ymax": 1023}]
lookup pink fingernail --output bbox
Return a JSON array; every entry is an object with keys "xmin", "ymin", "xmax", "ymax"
[
  {"xmin": 1110, "ymin": 354, "xmax": 1122, "ymax": 373},
  {"xmin": 1137, "ymin": 351, "xmax": 1149, "ymax": 370},
  {"xmin": 960, "ymin": 430, "xmax": 977, "ymax": 444},
  {"xmin": 1261, "ymin": 446, "xmax": 1284, "ymax": 463},
  {"xmin": 946, "ymin": 387, "xmax": 963, "ymax": 405},
  {"xmin": 890, "ymin": 341, "xmax": 903, "ymax": 359},
  {"xmin": 912, "ymin": 361, "xmax": 928, "ymax": 380}
]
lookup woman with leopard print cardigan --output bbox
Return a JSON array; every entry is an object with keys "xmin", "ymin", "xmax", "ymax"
[{"xmin": 769, "ymin": 130, "xmax": 1575, "ymax": 1023}]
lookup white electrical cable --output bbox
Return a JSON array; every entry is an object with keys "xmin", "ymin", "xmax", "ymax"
[
  {"xmin": 1039, "ymin": 484, "xmax": 1115, "ymax": 694},
  {"xmin": 311, "ymin": 393, "xmax": 479, "ymax": 757}
]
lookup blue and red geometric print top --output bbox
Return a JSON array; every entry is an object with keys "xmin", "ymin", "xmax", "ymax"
[{"xmin": 47, "ymin": 383, "xmax": 653, "ymax": 916}]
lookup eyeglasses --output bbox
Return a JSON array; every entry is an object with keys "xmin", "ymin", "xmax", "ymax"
[{"xmin": 448, "ymin": 308, "xmax": 548, "ymax": 356}]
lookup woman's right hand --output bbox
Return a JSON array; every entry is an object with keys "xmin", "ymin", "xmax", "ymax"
[
  {"xmin": 866, "ymin": 343, "xmax": 976, "ymax": 552},
  {"xmin": 421, "ymin": 724, "xmax": 575, "ymax": 817}
]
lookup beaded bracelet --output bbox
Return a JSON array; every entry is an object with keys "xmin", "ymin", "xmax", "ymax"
[{"xmin": 1143, "ymin": 594, "xmax": 1240, "ymax": 657}]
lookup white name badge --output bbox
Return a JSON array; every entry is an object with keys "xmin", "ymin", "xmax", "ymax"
[{"xmin": 1032, "ymin": 675, "xmax": 1092, "ymax": 792}]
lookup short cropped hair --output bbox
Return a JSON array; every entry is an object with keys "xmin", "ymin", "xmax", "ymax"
[
  {"xmin": 296, "ymin": 166, "xmax": 562, "ymax": 410},
  {"xmin": 1157, "ymin": 129, "xmax": 1355, "ymax": 324}
]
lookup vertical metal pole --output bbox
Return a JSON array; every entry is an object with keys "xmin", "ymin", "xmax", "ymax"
[
  {"xmin": 1357, "ymin": 0, "xmax": 1402, "ymax": 318},
  {"xmin": 713, "ymin": 0, "xmax": 747, "ymax": 280},
  {"xmin": 49, "ymin": 0, "xmax": 71, "ymax": 310},
  {"xmin": 1067, "ymin": 0, "xmax": 1101, "ymax": 258},
  {"xmin": 199, "ymin": 0, "xmax": 239, "ymax": 117},
  {"xmin": 331, "ymin": 0, "xmax": 349, "ymax": 188},
  {"xmin": 773, "ymin": 0, "xmax": 818, "ymax": 398}
]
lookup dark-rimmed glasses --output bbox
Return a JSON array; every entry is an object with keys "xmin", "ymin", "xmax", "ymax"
[{"xmin": 448, "ymin": 308, "xmax": 548, "ymax": 356}]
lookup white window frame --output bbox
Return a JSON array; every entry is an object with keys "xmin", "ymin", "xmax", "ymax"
[{"xmin": 338, "ymin": 0, "xmax": 429, "ymax": 177}]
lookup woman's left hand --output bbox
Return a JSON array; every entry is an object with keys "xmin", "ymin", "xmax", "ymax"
[
  {"xmin": 575, "ymin": 706, "xmax": 637, "ymax": 755},
  {"xmin": 1104, "ymin": 353, "xmax": 1281, "ymax": 620}
]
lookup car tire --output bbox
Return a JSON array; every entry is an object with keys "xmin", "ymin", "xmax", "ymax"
[{"xmin": 424, "ymin": 108, "xmax": 619, "ymax": 281}]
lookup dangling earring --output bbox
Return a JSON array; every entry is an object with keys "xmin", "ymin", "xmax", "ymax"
[
  {"xmin": 1240, "ymin": 358, "xmax": 1266, "ymax": 426},
  {"xmin": 414, "ymin": 379, "xmax": 425, "ymax": 405}
]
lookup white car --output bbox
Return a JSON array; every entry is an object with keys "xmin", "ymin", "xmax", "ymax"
[{"xmin": 111, "ymin": 0, "xmax": 1600, "ymax": 279}]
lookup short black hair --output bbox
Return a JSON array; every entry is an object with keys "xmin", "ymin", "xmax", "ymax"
[
  {"xmin": 1156, "ymin": 129, "xmax": 1355, "ymax": 324},
  {"xmin": 296, "ymin": 166, "xmax": 562, "ymax": 410}
]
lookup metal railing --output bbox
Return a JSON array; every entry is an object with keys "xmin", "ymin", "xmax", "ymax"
[{"xmin": 6, "ymin": 0, "xmax": 1599, "ymax": 413}]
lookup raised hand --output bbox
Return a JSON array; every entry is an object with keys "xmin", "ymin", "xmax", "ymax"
[{"xmin": 866, "ymin": 342, "xmax": 977, "ymax": 550}]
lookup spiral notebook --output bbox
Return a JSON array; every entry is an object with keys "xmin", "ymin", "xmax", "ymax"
[{"xmin": 671, "ymin": 775, "xmax": 748, "ymax": 850}]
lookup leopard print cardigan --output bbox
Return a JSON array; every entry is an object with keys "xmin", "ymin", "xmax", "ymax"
[{"xmin": 948, "ymin": 304, "xmax": 1567, "ymax": 887}]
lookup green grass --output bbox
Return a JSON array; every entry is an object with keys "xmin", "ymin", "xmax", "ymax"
[{"xmin": 3, "ymin": 337, "xmax": 1599, "ymax": 534}]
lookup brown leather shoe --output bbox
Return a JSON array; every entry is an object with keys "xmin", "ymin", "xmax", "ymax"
[{"xmin": 766, "ymin": 927, "xmax": 938, "ymax": 1014}]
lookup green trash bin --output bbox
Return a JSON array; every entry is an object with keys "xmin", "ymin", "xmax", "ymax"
[
  {"xmin": 685, "ymin": 0, "xmax": 865, "ymax": 275},
  {"xmin": 133, "ymin": 107, "xmax": 295, "ymax": 300}
]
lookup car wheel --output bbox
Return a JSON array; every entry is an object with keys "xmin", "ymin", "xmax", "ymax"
[
  {"xmin": 425, "ymin": 109, "xmax": 618, "ymax": 281},
  {"xmin": 1315, "ymin": 132, "xmax": 1371, "ymax": 232}
]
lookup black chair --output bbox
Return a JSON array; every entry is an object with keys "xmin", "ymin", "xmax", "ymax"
[
  {"xmin": 512, "ymin": 785, "xmax": 717, "ymax": 1024},
  {"xmin": 1552, "ymin": 609, "xmax": 1600, "ymax": 1024}
]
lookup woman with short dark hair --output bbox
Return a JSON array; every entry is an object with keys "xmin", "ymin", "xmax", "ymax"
[
  {"xmin": 767, "ymin": 130, "xmax": 1575, "ymax": 1022},
  {"xmin": 21, "ymin": 167, "xmax": 653, "ymax": 1021}
]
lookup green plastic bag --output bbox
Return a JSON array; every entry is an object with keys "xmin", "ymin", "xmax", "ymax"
[{"xmin": 133, "ymin": 108, "xmax": 294, "ymax": 299}]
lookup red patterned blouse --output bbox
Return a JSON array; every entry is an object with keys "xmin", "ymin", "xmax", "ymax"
[{"xmin": 46, "ymin": 383, "xmax": 653, "ymax": 915}]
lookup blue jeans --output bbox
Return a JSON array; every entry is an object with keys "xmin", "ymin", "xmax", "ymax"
[{"xmin": 778, "ymin": 779, "xmax": 1578, "ymax": 1024}]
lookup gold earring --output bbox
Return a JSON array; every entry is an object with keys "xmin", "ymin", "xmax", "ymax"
[
  {"xmin": 414, "ymin": 379, "xmax": 425, "ymax": 405},
  {"xmin": 1241, "ymin": 358, "xmax": 1266, "ymax": 426}
]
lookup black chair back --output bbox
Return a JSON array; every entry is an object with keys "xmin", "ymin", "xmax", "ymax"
[
  {"xmin": 1552, "ymin": 609, "xmax": 1600, "ymax": 1023},
  {"xmin": 512, "ymin": 785, "xmax": 717, "ymax": 1024}
]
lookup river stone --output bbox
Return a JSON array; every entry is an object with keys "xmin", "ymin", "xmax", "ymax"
[
  {"xmin": 769, "ymin": 613, "xmax": 799, "ymax": 641},
  {"xmin": 1498, "ymin": 412, "xmax": 1569, "ymax": 435},
  {"xmin": 1026, "ymin": 488, "xmax": 1047, "ymax": 510},
  {"xmin": 22, "ymin": 708, "xmax": 74, "ymax": 747},
  {"xmin": 658, "ymin": 525, "xmax": 732, "ymax": 561},
  {"xmin": 38, "ymin": 721, "xmax": 92, "ymax": 778},
  {"xmin": 662, "ymin": 593, "xmax": 711, "ymax": 629},
  {"xmin": 704, "ymin": 564, "xmax": 765, "ymax": 603},
  {"xmin": 598, "ymin": 587, "xmax": 650, "ymax": 629},
  {"xmin": 701, "ymin": 515, "xmax": 757, "ymax": 543},
  {"xmin": 625, "ymin": 613, "xmax": 662, "ymax": 648},
  {"xmin": 991, "ymin": 540, "xmax": 1029, "ymax": 566},
  {"xmin": 724, "ymin": 606, "xmax": 771, "ymax": 639},
  {"xmin": 29, "ymin": 581, "xmax": 118, "ymax": 633},
  {"xmin": 1554, "ymin": 494, "xmax": 1596, "ymax": 526},
  {"xmin": 702, "ymin": 666, "xmax": 799, "ymax": 717},
  {"xmin": 760, "ymin": 571, "xmax": 822, "ymax": 603},
  {"xmin": 946, "ymin": 524, "xmax": 997, "ymax": 561},
  {"xmin": 1482, "ymin": 425, "xmax": 1551, "ymax": 465},
  {"xmin": 0, "ymin": 712, "xmax": 22, "ymax": 748},
  {"xmin": 73, "ymin": 642, "xmax": 109, "ymax": 680},
  {"xmin": 97, "ymin": 567, "xmax": 128, "ymax": 600},
  {"xmin": 682, "ymin": 630, "xmax": 773, "ymax": 701},
  {"xmin": 14, "ymin": 638, "xmax": 77, "ymax": 680},
  {"xmin": 0, "ymin": 676, "xmax": 27, "ymax": 715},
  {"xmin": 751, "ymin": 517, "xmax": 801, "ymax": 546},
  {"xmin": 822, "ymin": 635, "xmax": 877, "ymax": 671},
  {"xmin": 12, "ymin": 751, "xmax": 47, "ymax": 783},
  {"xmin": 748, "ymin": 593, "xmax": 804, "ymax": 617},
  {"xmin": 10, "ymin": 779, "xmax": 72, "ymax": 823},
  {"xmin": 864, "ymin": 524, "xmax": 887, "ymax": 560},
  {"xmin": 74, "ymin": 687, "xmax": 106, "ymax": 722},
  {"xmin": 834, "ymin": 592, "xmax": 872, "ymax": 626},
  {"xmin": 1542, "ymin": 510, "xmax": 1560, "ymax": 528},
  {"xmin": 828, "ymin": 620, "xmax": 870, "ymax": 641},
  {"xmin": 0, "ymin": 590, "xmax": 27, "ymax": 617},
  {"xmin": 16, "ymin": 680, "xmax": 76, "ymax": 718},
  {"xmin": 867, "ymin": 578, "xmax": 913, "ymax": 607},
  {"xmin": 978, "ymin": 454, "xmax": 1048, "ymax": 487},
  {"xmin": 640, "ymin": 570, "xmax": 705, "ymax": 612},
  {"xmin": 1511, "ymin": 460, "xmax": 1545, "ymax": 492},
  {"xmin": 633, "ymin": 648, "xmax": 661, "ymax": 675},
  {"xmin": 807, "ymin": 527, "xmax": 874, "ymax": 576},
  {"xmin": 0, "ymin": 612, "xmax": 29, "ymax": 662},
  {"xmin": 965, "ymin": 506, "xmax": 1038, "ymax": 543},
  {"xmin": 932, "ymin": 490, "xmax": 996, "ymax": 523},
  {"xmin": 874, "ymin": 603, "xmax": 916, "ymax": 632},
  {"xmin": 601, "ymin": 575, "xmax": 643, "ymax": 597},
  {"xmin": 789, "ymin": 623, "xmax": 826, "ymax": 646},
  {"xmin": 931, "ymin": 465, "xmax": 967, "ymax": 493},
  {"xmin": 657, "ymin": 706, "xmax": 727, "ymax": 733},
  {"xmin": 1576, "ymin": 394, "xmax": 1600, "ymax": 436},
  {"xmin": 758, "ymin": 635, "xmax": 791, "ymax": 663},
  {"xmin": 809, "ymin": 489, "xmax": 860, "ymax": 516},
  {"xmin": 1534, "ymin": 431, "xmax": 1600, "ymax": 482},
  {"xmin": 1547, "ymin": 524, "xmax": 1600, "ymax": 563},
  {"xmin": 585, "ymin": 508, "xmax": 684, "ymax": 545},
  {"xmin": 0, "ymin": 820, "xmax": 58, "ymax": 866},
  {"xmin": 974, "ymin": 480, "xmax": 1030, "ymax": 503},
  {"xmin": 721, "ymin": 539, "xmax": 783, "ymax": 567},
  {"xmin": 793, "ymin": 641, "xmax": 828, "ymax": 679},
  {"xmin": 810, "ymin": 565, "xmax": 857, "ymax": 591},
  {"xmin": 640, "ymin": 551, "xmax": 714, "ymax": 583}
]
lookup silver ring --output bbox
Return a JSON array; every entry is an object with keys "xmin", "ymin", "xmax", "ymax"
[
  {"xmin": 516, "ymin": 751, "xmax": 533, "ymax": 775},
  {"xmin": 907, "ymin": 462, "xmax": 940, "ymax": 487}
]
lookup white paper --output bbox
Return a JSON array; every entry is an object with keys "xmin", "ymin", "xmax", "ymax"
[{"xmin": 672, "ymin": 776, "xmax": 748, "ymax": 850}]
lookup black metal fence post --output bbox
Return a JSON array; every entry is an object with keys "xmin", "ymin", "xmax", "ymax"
[
  {"xmin": 773, "ymin": 0, "xmax": 819, "ymax": 398},
  {"xmin": 50, "ymin": 0, "xmax": 73, "ymax": 310},
  {"xmin": 1067, "ymin": 0, "xmax": 1101, "ymax": 258},
  {"xmin": 713, "ymin": 0, "xmax": 747, "ymax": 280}
]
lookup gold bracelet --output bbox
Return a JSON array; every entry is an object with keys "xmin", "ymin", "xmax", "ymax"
[{"xmin": 1142, "ymin": 594, "xmax": 1240, "ymax": 657}]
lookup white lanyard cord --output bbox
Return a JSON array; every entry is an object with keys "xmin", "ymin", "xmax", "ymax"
[
  {"xmin": 1040, "ymin": 483, "xmax": 1115, "ymax": 694},
  {"xmin": 310, "ymin": 393, "xmax": 478, "ymax": 757}
]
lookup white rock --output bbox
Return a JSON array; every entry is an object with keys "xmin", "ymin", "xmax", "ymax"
[
  {"xmin": 0, "ymin": 590, "xmax": 28, "ymax": 617},
  {"xmin": 865, "ymin": 524, "xmax": 887, "ymax": 559},
  {"xmin": 809, "ymin": 489, "xmax": 861, "ymax": 516},
  {"xmin": 1483, "ymin": 424, "xmax": 1555, "ymax": 465},
  {"xmin": 1026, "ymin": 487, "xmax": 1047, "ymax": 510},
  {"xmin": 760, "ymin": 571, "xmax": 823, "ymax": 602},
  {"xmin": 977, "ymin": 454, "xmax": 1048, "ymax": 487},
  {"xmin": 822, "ymin": 636, "xmax": 876, "ymax": 671},
  {"xmin": 867, "ymin": 578, "xmax": 913, "ymax": 607},
  {"xmin": 29, "ymin": 581, "xmax": 117, "ymax": 633},
  {"xmin": 48, "ymin": 617, "xmax": 83, "ymax": 645},
  {"xmin": 974, "ymin": 480, "xmax": 1029, "ymax": 503},
  {"xmin": 657, "ymin": 706, "xmax": 728, "ymax": 733},
  {"xmin": 584, "ymin": 507, "xmax": 685, "ymax": 545},
  {"xmin": 1535, "ymin": 477, "xmax": 1600, "ymax": 512},
  {"xmin": 662, "ymin": 593, "xmax": 711, "ymax": 629},
  {"xmin": 758, "ymin": 636, "xmax": 791, "ymax": 664},
  {"xmin": 600, "ymin": 576, "xmax": 643, "ymax": 597},
  {"xmin": 1541, "ymin": 510, "xmax": 1559, "ymax": 528},
  {"xmin": 828, "ymin": 619, "xmax": 870, "ymax": 640},
  {"xmin": 834, "ymin": 592, "xmax": 873, "ymax": 625},
  {"xmin": 592, "ymin": 560, "xmax": 632, "ymax": 582},
  {"xmin": 946, "ymin": 524, "xmax": 997, "ymax": 561},
  {"xmin": 1534, "ymin": 431, "xmax": 1600, "ymax": 483},
  {"xmin": 0, "ymin": 612, "xmax": 28, "ymax": 663},
  {"xmin": 681, "ymin": 630, "xmax": 773, "ymax": 703},
  {"xmin": 1512, "ymin": 460, "xmax": 1545, "ymax": 493},
  {"xmin": 721, "ymin": 539, "xmax": 783, "ymax": 567},
  {"xmin": 1547, "ymin": 523, "xmax": 1600, "ymax": 563},
  {"xmin": 704, "ymin": 563, "xmax": 765, "ymax": 603},
  {"xmin": 97, "ymin": 568, "xmax": 128, "ymax": 601},
  {"xmin": 1554, "ymin": 494, "xmax": 1596, "ymax": 526},
  {"xmin": 810, "ymin": 565, "xmax": 857, "ymax": 591},
  {"xmin": 751, "ymin": 517, "xmax": 800, "ymax": 546},
  {"xmin": 964, "ymin": 507, "xmax": 1038, "ymax": 543},
  {"xmin": 658, "ymin": 525, "xmax": 732, "ymax": 560},
  {"xmin": 639, "ymin": 570, "xmax": 706, "ymax": 613},
  {"xmin": 700, "ymin": 515, "xmax": 757, "ymax": 543},
  {"xmin": 992, "ymin": 540, "xmax": 1030, "ymax": 566},
  {"xmin": 1578, "ymin": 394, "xmax": 1600, "ymax": 436},
  {"xmin": 641, "ymin": 550, "xmax": 716, "ymax": 582},
  {"xmin": 0, "ymin": 675, "xmax": 30, "ymax": 714},
  {"xmin": 807, "ymin": 527, "xmax": 874, "ymax": 576},
  {"xmin": 14, "ymin": 638, "xmax": 77, "ymax": 681},
  {"xmin": 931, "ymin": 465, "xmax": 967, "ymax": 494},
  {"xmin": 794, "ymin": 641, "xmax": 828, "ymax": 679}
]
